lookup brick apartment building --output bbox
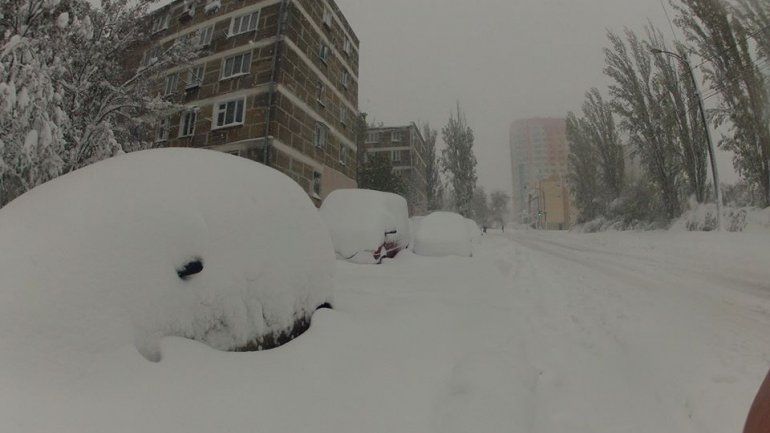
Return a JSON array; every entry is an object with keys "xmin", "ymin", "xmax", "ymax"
[
  {"xmin": 139, "ymin": 0, "xmax": 360, "ymax": 203},
  {"xmin": 509, "ymin": 118, "xmax": 572, "ymax": 228},
  {"xmin": 364, "ymin": 123, "xmax": 428, "ymax": 215}
]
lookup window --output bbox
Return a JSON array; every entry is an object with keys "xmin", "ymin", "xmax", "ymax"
[
  {"xmin": 319, "ymin": 42, "xmax": 331, "ymax": 64},
  {"xmin": 316, "ymin": 81, "xmax": 326, "ymax": 107},
  {"xmin": 221, "ymin": 52, "xmax": 251, "ymax": 79},
  {"xmin": 186, "ymin": 65, "xmax": 204, "ymax": 89},
  {"xmin": 391, "ymin": 130, "xmax": 402, "ymax": 142},
  {"xmin": 143, "ymin": 46, "xmax": 161, "ymax": 66},
  {"xmin": 163, "ymin": 74, "xmax": 178, "ymax": 95},
  {"xmin": 322, "ymin": 8, "xmax": 333, "ymax": 28},
  {"xmin": 156, "ymin": 117, "xmax": 170, "ymax": 142},
  {"xmin": 340, "ymin": 106, "xmax": 348, "ymax": 126},
  {"xmin": 179, "ymin": 109, "xmax": 197, "ymax": 137},
  {"xmin": 314, "ymin": 122, "xmax": 328, "ymax": 148},
  {"xmin": 339, "ymin": 145, "xmax": 348, "ymax": 165},
  {"xmin": 197, "ymin": 25, "xmax": 214, "ymax": 47},
  {"xmin": 343, "ymin": 38, "xmax": 352, "ymax": 56},
  {"xmin": 391, "ymin": 150, "xmax": 401, "ymax": 162},
  {"xmin": 366, "ymin": 131, "xmax": 378, "ymax": 143},
  {"xmin": 312, "ymin": 171, "xmax": 322, "ymax": 197},
  {"xmin": 213, "ymin": 98, "xmax": 245, "ymax": 129},
  {"xmin": 151, "ymin": 14, "xmax": 170, "ymax": 33},
  {"xmin": 230, "ymin": 11, "xmax": 259, "ymax": 36},
  {"xmin": 341, "ymin": 71, "xmax": 350, "ymax": 89}
]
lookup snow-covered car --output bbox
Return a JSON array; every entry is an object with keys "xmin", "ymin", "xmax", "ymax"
[
  {"xmin": 413, "ymin": 211, "xmax": 474, "ymax": 258},
  {"xmin": 465, "ymin": 218, "xmax": 482, "ymax": 246},
  {"xmin": 0, "ymin": 148, "xmax": 335, "ymax": 364},
  {"xmin": 319, "ymin": 189, "xmax": 411, "ymax": 264}
]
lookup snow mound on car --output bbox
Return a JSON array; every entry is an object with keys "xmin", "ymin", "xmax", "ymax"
[
  {"xmin": 0, "ymin": 148, "xmax": 334, "ymax": 362},
  {"xmin": 413, "ymin": 211, "xmax": 473, "ymax": 257},
  {"xmin": 319, "ymin": 189, "xmax": 410, "ymax": 263}
]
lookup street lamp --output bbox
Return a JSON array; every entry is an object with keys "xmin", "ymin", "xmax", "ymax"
[{"xmin": 651, "ymin": 48, "xmax": 722, "ymax": 231}]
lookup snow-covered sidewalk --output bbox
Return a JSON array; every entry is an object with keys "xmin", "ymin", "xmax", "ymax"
[{"xmin": 3, "ymin": 229, "xmax": 770, "ymax": 433}]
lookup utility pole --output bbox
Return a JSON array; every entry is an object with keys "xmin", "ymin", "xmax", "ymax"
[{"xmin": 651, "ymin": 48, "xmax": 722, "ymax": 230}]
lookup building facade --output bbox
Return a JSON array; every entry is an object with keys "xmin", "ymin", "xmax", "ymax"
[
  {"xmin": 364, "ymin": 123, "xmax": 428, "ymax": 215},
  {"xmin": 509, "ymin": 118, "xmax": 571, "ymax": 228},
  {"xmin": 139, "ymin": 0, "xmax": 360, "ymax": 203}
]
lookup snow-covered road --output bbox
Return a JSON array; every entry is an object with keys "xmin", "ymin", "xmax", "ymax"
[
  {"xmin": 485, "ymin": 230, "xmax": 770, "ymax": 432},
  {"xmin": 318, "ymin": 229, "xmax": 770, "ymax": 433},
  {"xmin": 4, "ymin": 229, "xmax": 769, "ymax": 433}
]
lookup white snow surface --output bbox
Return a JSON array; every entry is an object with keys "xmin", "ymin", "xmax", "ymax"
[
  {"xmin": 319, "ymin": 188, "xmax": 410, "ymax": 263},
  {"xmin": 413, "ymin": 211, "xmax": 473, "ymax": 257},
  {"xmin": 2, "ymin": 171, "xmax": 770, "ymax": 432},
  {"xmin": 0, "ymin": 148, "xmax": 334, "ymax": 370},
  {"xmin": 466, "ymin": 217, "xmax": 482, "ymax": 245}
]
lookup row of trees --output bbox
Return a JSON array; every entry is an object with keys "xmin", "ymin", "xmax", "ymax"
[
  {"xmin": 357, "ymin": 103, "xmax": 484, "ymax": 218},
  {"xmin": 470, "ymin": 186, "xmax": 510, "ymax": 229},
  {"xmin": 568, "ymin": 0, "xmax": 770, "ymax": 226},
  {"xmin": 0, "ymin": 0, "xmax": 196, "ymax": 206}
]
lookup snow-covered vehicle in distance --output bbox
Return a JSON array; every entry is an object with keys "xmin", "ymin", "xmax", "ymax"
[
  {"xmin": 319, "ymin": 189, "xmax": 411, "ymax": 264},
  {"xmin": 413, "ymin": 211, "xmax": 474, "ymax": 258}
]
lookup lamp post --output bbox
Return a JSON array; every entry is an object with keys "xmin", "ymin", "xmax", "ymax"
[{"xmin": 651, "ymin": 48, "xmax": 722, "ymax": 231}]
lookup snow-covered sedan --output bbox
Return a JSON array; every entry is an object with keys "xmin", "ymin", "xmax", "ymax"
[{"xmin": 319, "ymin": 189, "xmax": 411, "ymax": 264}]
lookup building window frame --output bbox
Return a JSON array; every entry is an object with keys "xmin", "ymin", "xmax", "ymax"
[
  {"xmin": 339, "ymin": 144, "xmax": 348, "ymax": 165},
  {"xmin": 322, "ymin": 7, "xmax": 333, "ymax": 28},
  {"xmin": 314, "ymin": 122, "xmax": 328, "ymax": 148},
  {"xmin": 341, "ymin": 71, "xmax": 350, "ymax": 89},
  {"xmin": 178, "ymin": 108, "xmax": 198, "ymax": 137},
  {"xmin": 151, "ymin": 14, "xmax": 170, "ymax": 33},
  {"xmin": 156, "ymin": 117, "xmax": 170, "ymax": 142},
  {"xmin": 312, "ymin": 171, "xmax": 322, "ymax": 197},
  {"xmin": 212, "ymin": 97, "xmax": 246, "ymax": 130},
  {"xmin": 163, "ymin": 74, "xmax": 178, "ymax": 96},
  {"xmin": 229, "ymin": 10, "xmax": 260, "ymax": 37},
  {"xmin": 186, "ymin": 65, "xmax": 205, "ymax": 89},
  {"xmin": 220, "ymin": 51, "xmax": 251, "ymax": 80},
  {"xmin": 343, "ymin": 38, "xmax": 352, "ymax": 56},
  {"xmin": 339, "ymin": 106, "xmax": 348, "ymax": 126},
  {"xmin": 319, "ymin": 42, "xmax": 331, "ymax": 64},
  {"xmin": 366, "ymin": 131, "xmax": 378, "ymax": 143},
  {"xmin": 316, "ymin": 81, "xmax": 326, "ymax": 108},
  {"xmin": 391, "ymin": 130, "xmax": 402, "ymax": 142},
  {"xmin": 142, "ymin": 46, "xmax": 162, "ymax": 67},
  {"xmin": 196, "ymin": 24, "xmax": 214, "ymax": 47},
  {"xmin": 391, "ymin": 150, "xmax": 401, "ymax": 162}
]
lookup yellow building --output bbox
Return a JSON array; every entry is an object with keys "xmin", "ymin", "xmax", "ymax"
[{"xmin": 527, "ymin": 176, "xmax": 570, "ymax": 230}]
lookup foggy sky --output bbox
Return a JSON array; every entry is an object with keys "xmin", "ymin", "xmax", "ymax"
[{"xmin": 335, "ymin": 0, "xmax": 739, "ymax": 197}]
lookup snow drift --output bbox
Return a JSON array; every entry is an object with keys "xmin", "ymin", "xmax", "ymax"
[
  {"xmin": 319, "ymin": 189, "xmax": 410, "ymax": 264},
  {"xmin": 466, "ymin": 218, "xmax": 482, "ymax": 246},
  {"xmin": 0, "ymin": 148, "xmax": 335, "ymax": 363},
  {"xmin": 413, "ymin": 211, "xmax": 473, "ymax": 257}
]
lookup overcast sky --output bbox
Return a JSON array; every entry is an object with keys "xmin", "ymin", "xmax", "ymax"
[{"xmin": 335, "ymin": 0, "xmax": 739, "ymax": 196}]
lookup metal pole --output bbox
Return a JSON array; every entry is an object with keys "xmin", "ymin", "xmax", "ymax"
[{"xmin": 652, "ymin": 48, "xmax": 722, "ymax": 230}]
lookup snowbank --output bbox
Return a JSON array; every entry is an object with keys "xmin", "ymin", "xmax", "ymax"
[
  {"xmin": 319, "ymin": 189, "xmax": 410, "ymax": 264},
  {"xmin": 409, "ymin": 215, "xmax": 425, "ymax": 245},
  {"xmin": 466, "ymin": 218, "xmax": 482, "ymax": 245},
  {"xmin": 413, "ymin": 211, "xmax": 473, "ymax": 257},
  {"xmin": 0, "ymin": 148, "xmax": 334, "ymax": 364},
  {"xmin": 672, "ymin": 203, "xmax": 770, "ymax": 233}
]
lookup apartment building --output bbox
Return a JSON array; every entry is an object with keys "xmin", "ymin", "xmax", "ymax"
[
  {"xmin": 364, "ymin": 123, "xmax": 428, "ymax": 215},
  {"xmin": 139, "ymin": 0, "xmax": 360, "ymax": 203},
  {"xmin": 509, "ymin": 118, "xmax": 571, "ymax": 227}
]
